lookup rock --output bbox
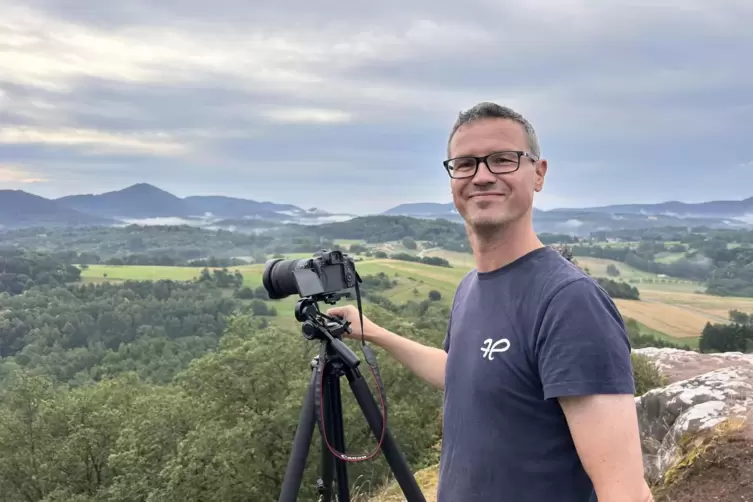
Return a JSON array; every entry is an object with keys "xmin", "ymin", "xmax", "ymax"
[
  {"xmin": 634, "ymin": 347, "xmax": 753, "ymax": 383},
  {"xmin": 633, "ymin": 348, "xmax": 753, "ymax": 486}
]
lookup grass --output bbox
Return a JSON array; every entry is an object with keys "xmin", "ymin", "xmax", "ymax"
[
  {"xmin": 634, "ymin": 320, "xmax": 700, "ymax": 349},
  {"xmin": 654, "ymin": 252, "xmax": 686, "ymax": 264},
  {"xmin": 367, "ymin": 464, "xmax": 440, "ymax": 502},
  {"xmin": 81, "ymin": 264, "xmax": 215, "ymax": 283},
  {"xmin": 334, "ymin": 238, "xmax": 366, "ymax": 247}
]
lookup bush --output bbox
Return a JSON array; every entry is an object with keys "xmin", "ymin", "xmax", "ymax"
[
  {"xmin": 631, "ymin": 353, "xmax": 667, "ymax": 395},
  {"xmin": 597, "ymin": 277, "xmax": 640, "ymax": 300}
]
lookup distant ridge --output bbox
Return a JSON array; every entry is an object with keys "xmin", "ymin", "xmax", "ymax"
[
  {"xmin": 0, "ymin": 183, "xmax": 336, "ymax": 230},
  {"xmin": 57, "ymin": 183, "xmax": 191, "ymax": 220},
  {"xmin": 547, "ymin": 196, "xmax": 753, "ymax": 218},
  {"xmin": 382, "ymin": 202, "xmax": 458, "ymax": 219},
  {"xmin": 1, "ymin": 182, "xmax": 751, "ymax": 234},
  {"xmin": 53, "ymin": 183, "xmax": 323, "ymax": 221},
  {"xmin": 0, "ymin": 190, "xmax": 115, "ymax": 229},
  {"xmin": 383, "ymin": 196, "xmax": 753, "ymax": 220}
]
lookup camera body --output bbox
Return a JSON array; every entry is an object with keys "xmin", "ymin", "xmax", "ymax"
[{"xmin": 263, "ymin": 249, "xmax": 358, "ymax": 302}]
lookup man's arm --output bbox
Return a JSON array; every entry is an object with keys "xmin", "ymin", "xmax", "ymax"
[
  {"xmin": 370, "ymin": 325, "xmax": 447, "ymax": 390},
  {"xmin": 559, "ymin": 394, "xmax": 654, "ymax": 502},
  {"xmin": 536, "ymin": 277, "xmax": 651, "ymax": 502},
  {"xmin": 326, "ymin": 305, "xmax": 447, "ymax": 390}
]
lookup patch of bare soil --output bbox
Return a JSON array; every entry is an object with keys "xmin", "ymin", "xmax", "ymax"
[{"xmin": 655, "ymin": 429, "xmax": 753, "ymax": 502}]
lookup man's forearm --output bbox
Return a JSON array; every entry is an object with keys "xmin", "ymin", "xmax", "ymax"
[
  {"xmin": 368, "ymin": 326, "xmax": 447, "ymax": 390},
  {"xmin": 598, "ymin": 485, "xmax": 654, "ymax": 502}
]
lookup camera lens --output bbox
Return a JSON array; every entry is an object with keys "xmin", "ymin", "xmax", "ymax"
[{"xmin": 262, "ymin": 258, "xmax": 309, "ymax": 299}]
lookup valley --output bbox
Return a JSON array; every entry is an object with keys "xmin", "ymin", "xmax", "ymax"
[
  {"xmin": 1, "ymin": 209, "xmax": 752, "ymax": 502},
  {"xmin": 76, "ymin": 244, "xmax": 753, "ymax": 349}
]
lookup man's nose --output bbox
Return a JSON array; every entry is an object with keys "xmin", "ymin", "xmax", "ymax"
[{"xmin": 472, "ymin": 160, "xmax": 496, "ymax": 184}]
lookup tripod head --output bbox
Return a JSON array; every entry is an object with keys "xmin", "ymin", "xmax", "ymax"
[{"xmin": 295, "ymin": 297, "xmax": 361, "ymax": 371}]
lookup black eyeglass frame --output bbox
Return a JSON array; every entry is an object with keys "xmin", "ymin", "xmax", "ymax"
[{"xmin": 442, "ymin": 150, "xmax": 539, "ymax": 179}]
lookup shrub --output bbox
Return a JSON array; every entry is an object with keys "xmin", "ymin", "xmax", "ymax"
[{"xmin": 632, "ymin": 352, "xmax": 667, "ymax": 395}]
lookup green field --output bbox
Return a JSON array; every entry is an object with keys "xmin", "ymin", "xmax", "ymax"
[{"xmin": 654, "ymin": 252, "xmax": 686, "ymax": 264}]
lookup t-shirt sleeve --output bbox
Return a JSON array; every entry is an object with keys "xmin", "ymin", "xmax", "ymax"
[{"xmin": 536, "ymin": 277, "xmax": 635, "ymax": 400}]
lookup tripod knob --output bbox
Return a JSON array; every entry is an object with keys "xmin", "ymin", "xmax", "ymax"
[{"xmin": 302, "ymin": 321, "xmax": 318, "ymax": 340}]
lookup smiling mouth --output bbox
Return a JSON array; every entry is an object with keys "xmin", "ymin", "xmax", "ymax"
[{"xmin": 469, "ymin": 193, "xmax": 506, "ymax": 199}]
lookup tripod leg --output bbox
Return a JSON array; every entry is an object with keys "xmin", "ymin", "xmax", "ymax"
[
  {"xmin": 344, "ymin": 368, "xmax": 427, "ymax": 502},
  {"xmin": 278, "ymin": 364, "xmax": 318, "ymax": 502},
  {"xmin": 328, "ymin": 372, "xmax": 351, "ymax": 502},
  {"xmin": 319, "ymin": 373, "xmax": 334, "ymax": 502}
]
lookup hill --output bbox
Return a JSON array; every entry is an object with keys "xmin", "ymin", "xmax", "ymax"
[
  {"xmin": 55, "ymin": 183, "xmax": 323, "ymax": 222},
  {"xmin": 0, "ymin": 189, "xmax": 115, "ymax": 229},
  {"xmin": 56, "ymin": 183, "xmax": 193, "ymax": 220}
]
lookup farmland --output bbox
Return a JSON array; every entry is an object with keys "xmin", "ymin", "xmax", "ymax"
[{"xmin": 77, "ymin": 245, "xmax": 753, "ymax": 348}]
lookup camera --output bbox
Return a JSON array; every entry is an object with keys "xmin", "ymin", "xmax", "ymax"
[{"xmin": 262, "ymin": 249, "xmax": 358, "ymax": 302}]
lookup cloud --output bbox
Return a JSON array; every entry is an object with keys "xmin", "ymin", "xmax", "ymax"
[
  {"xmin": 259, "ymin": 108, "xmax": 354, "ymax": 124},
  {"xmin": 0, "ymin": 164, "xmax": 49, "ymax": 184},
  {"xmin": 1, "ymin": 0, "xmax": 752, "ymax": 213},
  {"xmin": 0, "ymin": 126, "xmax": 188, "ymax": 156}
]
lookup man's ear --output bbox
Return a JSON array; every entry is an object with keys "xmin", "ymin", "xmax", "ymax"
[{"xmin": 534, "ymin": 159, "xmax": 548, "ymax": 192}]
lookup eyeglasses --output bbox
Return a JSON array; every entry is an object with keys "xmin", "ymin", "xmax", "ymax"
[{"xmin": 443, "ymin": 150, "xmax": 538, "ymax": 179}]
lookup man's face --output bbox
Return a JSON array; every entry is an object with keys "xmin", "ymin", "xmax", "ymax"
[{"xmin": 448, "ymin": 118, "xmax": 546, "ymax": 232}]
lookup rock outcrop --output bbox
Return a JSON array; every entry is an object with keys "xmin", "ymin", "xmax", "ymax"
[{"xmin": 633, "ymin": 348, "xmax": 753, "ymax": 489}]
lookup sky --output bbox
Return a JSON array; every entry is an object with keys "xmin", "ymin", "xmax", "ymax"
[{"xmin": 1, "ymin": 0, "xmax": 752, "ymax": 215}]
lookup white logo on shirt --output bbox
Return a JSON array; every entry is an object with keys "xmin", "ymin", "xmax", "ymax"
[{"xmin": 480, "ymin": 338, "xmax": 510, "ymax": 360}]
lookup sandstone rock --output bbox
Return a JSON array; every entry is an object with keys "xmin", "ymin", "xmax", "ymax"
[
  {"xmin": 634, "ymin": 347, "xmax": 753, "ymax": 383},
  {"xmin": 633, "ymin": 348, "xmax": 753, "ymax": 485}
]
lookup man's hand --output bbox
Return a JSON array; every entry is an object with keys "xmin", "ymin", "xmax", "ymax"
[
  {"xmin": 559, "ymin": 393, "xmax": 654, "ymax": 502},
  {"xmin": 326, "ymin": 304, "xmax": 379, "ymax": 342}
]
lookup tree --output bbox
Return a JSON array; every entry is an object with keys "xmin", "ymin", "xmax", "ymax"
[
  {"xmin": 596, "ymin": 278, "xmax": 640, "ymax": 300},
  {"xmin": 606, "ymin": 264, "xmax": 620, "ymax": 277},
  {"xmin": 402, "ymin": 237, "xmax": 417, "ymax": 250}
]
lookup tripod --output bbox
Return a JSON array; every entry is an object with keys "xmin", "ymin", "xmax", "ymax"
[{"xmin": 278, "ymin": 298, "xmax": 426, "ymax": 502}]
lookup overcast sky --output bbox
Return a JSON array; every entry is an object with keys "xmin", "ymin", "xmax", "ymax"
[{"xmin": 1, "ymin": 1, "xmax": 752, "ymax": 214}]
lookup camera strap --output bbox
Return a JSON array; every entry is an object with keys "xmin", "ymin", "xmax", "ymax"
[{"xmin": 314, "ymin": 279, "xmax": 389, "ymax": 463}]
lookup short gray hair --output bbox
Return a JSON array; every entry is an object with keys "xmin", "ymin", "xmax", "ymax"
[{"xmin": 447, "ymin": 102, "xmax": 541, "ymax": 159}]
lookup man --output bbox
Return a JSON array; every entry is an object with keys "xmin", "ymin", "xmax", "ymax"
[{"xmin": 328, "ymin": 102, "xmax": 652, "ymax": 501}]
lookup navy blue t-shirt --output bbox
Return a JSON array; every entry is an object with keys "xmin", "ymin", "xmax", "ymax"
[{"xmin": 437, "ymin": 246, "xmax": 635, "ymax": 502}]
